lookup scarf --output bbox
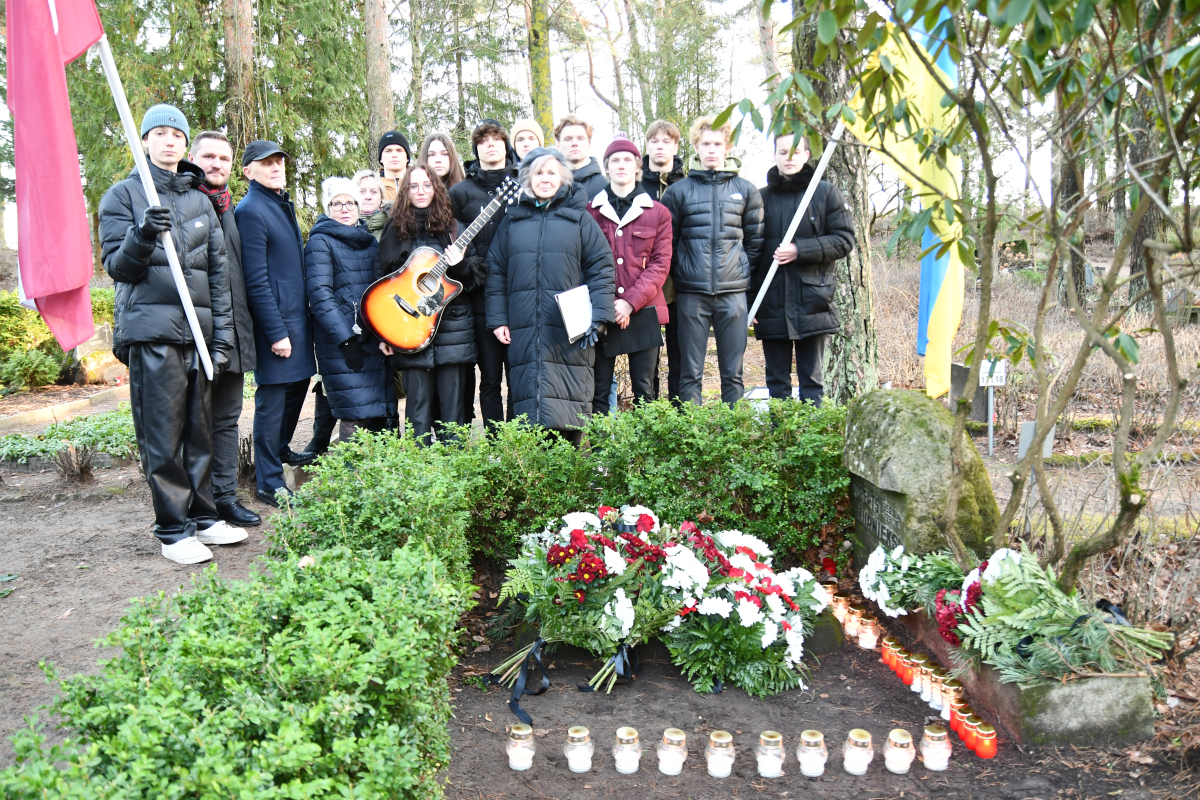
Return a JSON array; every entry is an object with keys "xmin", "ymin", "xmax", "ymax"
[
  {"xmin": 608, "ymin": 184, "xmax": 646, "ymax": 221},
  {"xmin": 198, "ymin": 181, "xmax": 232, "ymax": 215},
  {"xmin": 768, "ymin": 163, "xmax": 814, "ymax": 195}
]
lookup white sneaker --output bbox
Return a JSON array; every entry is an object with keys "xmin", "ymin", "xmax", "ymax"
[
  {"xmin": 162, "ymin": 537, "xmax": 213, "ymax": 564},
  {"xmin": 196, "ymin": 520, "xmax": 249, "ymax": 545}
]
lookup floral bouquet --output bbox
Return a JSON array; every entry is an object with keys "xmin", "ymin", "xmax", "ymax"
[
  {"xmin": 859, "ymin": 545, "xmax": 967, "ymax": 621},
  {"xmin": 495, "ymin": 506, "xmax": 681, "ymax": 694},
  {"xmin": 660, "ymin": 526, "xmax": 831, "ymax": 698}
]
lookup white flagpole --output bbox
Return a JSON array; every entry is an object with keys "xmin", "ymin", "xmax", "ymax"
[
  {"xmin": 93, "ymin": 35, "xmax": 214, "ymax": 379},
  {"xmin": 746, "ymin": 120, "xmax": 846, "ymax": 329}
]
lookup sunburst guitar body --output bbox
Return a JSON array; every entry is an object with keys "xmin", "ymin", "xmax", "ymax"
[{"xmin": 360, "ymin": 177, "xmax": 521, "ymax": 354}]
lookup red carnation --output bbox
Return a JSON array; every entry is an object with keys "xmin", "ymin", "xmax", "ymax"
[
  {"xmin": 598, "ymin": 505, "xmax": 617, "ymax": 520},
  {"xmin": 680, "ymin": 521, "xmax": 699, "ymax": 534},
  {"xmin": 570, "ymin": 528, "xmax": 590, "ymax": 549},
  {"xmin": 636, "ymin": 513, "xmax": 656, "ymax": 533},
  {"xmin": 735, "ymin": 545, "xmax": 758, "ymax": 559},
  {"xmin": 822, "ymin": 557, "xmax": 838, "ymax": 576}
]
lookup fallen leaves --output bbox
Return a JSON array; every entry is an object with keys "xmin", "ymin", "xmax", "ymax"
[{"xmin": 57, "ymin": 608, "xmax": 75, "ymax": 619}]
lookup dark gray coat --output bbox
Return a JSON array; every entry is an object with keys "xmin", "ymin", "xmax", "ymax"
[
  {"xmin": 750, "ymin": 165, "xmax": 856, "ymax": 340},
  {"xmin": 216, "ymin": 206, "xmax": 256, "ymax": 373},
  {"xmin": 377, "ymin": 219, "xmax": 478, "ymax": 370},
  {"xmin": 661, "ymin": 155, "xmax": 764, "ymax": 296},
  {"xmin": 304, "ymin": 216, "xmax": 390, "ymax": 420},
  {"xmin": 98, "ymin": 161, "xmax": 234, "ymax": 359},
  {"xmin": 485, "ymin": 186, "xmax": 616, "ymax": 430},
  {"xmin": 572, "ymin": 157, "xmax": 608, "ymax": 202}
]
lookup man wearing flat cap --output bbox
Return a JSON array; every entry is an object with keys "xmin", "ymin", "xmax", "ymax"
[{"xmin": 234, "ymin": 140, "xmax": 317, "ymax": 507}]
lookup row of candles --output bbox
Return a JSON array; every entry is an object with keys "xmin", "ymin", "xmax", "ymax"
[
  {"xmin": 505, "ymin": 723, "xmax": 955, "ymax": 776},
  {"xmin": 828, "ymin": 587, "xmax": 997, "ymax": 760}
]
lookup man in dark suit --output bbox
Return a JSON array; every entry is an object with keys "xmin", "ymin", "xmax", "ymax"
[
  {"xmin": 234, "ymin": 141, "xmax": 317, "ymax": 506},
  {"xmin": 189, "ymin": 131, "xmax": 261, "ymax": 526}
]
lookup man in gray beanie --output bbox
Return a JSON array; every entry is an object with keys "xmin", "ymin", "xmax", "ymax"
[{"xmin": 97, "ymin": 103, "xmax": 247, "ymax": 564}]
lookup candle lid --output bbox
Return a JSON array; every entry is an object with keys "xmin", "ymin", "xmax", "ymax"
[
  {"xmin": 896, "ymin": 648, "xmax": 911, "ymax": 659},
  {"xmin": 709, "ymin": 730, "xmax": 733, "ymax": 748},
  {"xmin": 887, "ymin": 729, "xmax": 913, "ymax": 747},
  {"xmin": 759, "ymin": 730, "xmax": 783, "ymax": 746},
  {"xmin": 963, "ymin": 714, "xmax": 983, "ymax": 728},
  {"xmin": 919, "ymin": 662, "xmax": 933, "ymax": 674},
  {"xmin": 510, "ymin": 724, "xmax": 533, "ymax": 740},
  {"xmin": 832, "ymin": 592, "xmax": 850, "ymax": 605},
  {"xmin": 848, "ymin": 603, "xmax": 866, "ymax": 616},
  {"xmin": 847, "ymin": 728, "xmax": 872, "ymax": 747},
  {"xmin": 976, "ymin": 723, "xmax": 996, "ymax": 738},
  {"xmin": 923, "ymin": 724, "xmax": 949, "ymax": 741},
  {"xmin": 616, "ymin": 726, "xmax": 639, "ymax": 744},
  {"xmin": 800, "ymin": 729, "xmax": 825, "ymax": 746},
  {"xmin": 944, "ymin": 678, "xmax": 963, "ymax": 693},
  {"xmin": 820, "ymin": 579, "xmax": 838, "ymax": 591},
  {"xmin": 567, "ymin": 725, "xmax": 590, "ymax": 742},
  {"xmin": 662, "ymin": 728, "xmax": 686, "ymax": 745},
  {"xmin": 931, "ymin": 668, "xmax": 949, "ymax": 680},
  {"xmin": 909, "ymin": 653, "xmax": 930, "ymax": 665},
  {"xmin": 881, "ymin": 635, "xmax": 899, "ymax": 647}
]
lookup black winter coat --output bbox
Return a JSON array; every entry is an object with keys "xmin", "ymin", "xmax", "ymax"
[
  {"xmin": 639, "ymin": 155, "xmax": 686, "ymax": 202},
  {"xmin": 661, "ymin": 155, "xmax": 764, "ymax": 296},
  {"xmin": 572, "ymin": 158, "xmax": 608, "ymax": 202},
  {"xmin": 304, "ymin": 216, "xmax": 391, "ymax": 420},
  {"xmin": 215, "ymin": 206, "xmax": 256, "ymax": 373},
  {"xmin": 485, "ymin": 186, "xmax": 617, "ymax": 430},
  {"xmin": 98, "ymin": 161, "xmax": 234, "ymax": 358},
  {"xmin": 750, "ymin": 165, "xmax": 856, "ymax": 340},
  {"xmin": 377, "ymin": 218, "xmax": 478, "ymax": 370},
  {"xmin": 234, "ymin": 181, "xmax": 316, "ymax": 384},
  {"xmin": 450, "ymin": 157, "xmax": 519, "ymax": 315}
]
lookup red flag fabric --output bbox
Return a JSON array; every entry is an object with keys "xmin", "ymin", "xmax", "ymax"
[{"xmin": 8, "ymin": 0, "xmax": 104, "ymax": 351}]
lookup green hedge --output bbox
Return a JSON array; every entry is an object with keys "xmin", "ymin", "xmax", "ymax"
[
  {"xmin": 0, "ymin": 402, "xmax": 137, "ymax": 463},
  {"xmin": 0, "ymin": 288, "xmax": 116, "ymax": 361},
  {"xmin": 1, "ymin": 545, "xmax": 471, "ymax": 800},
  {"xmin": 272, "ymin": 399, "xmax": 850, "ymax": 565}
]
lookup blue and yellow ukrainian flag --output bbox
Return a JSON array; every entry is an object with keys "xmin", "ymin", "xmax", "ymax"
[{"xmin": 843, "ymin": 12, "xmax": 968, "ymax": 398}]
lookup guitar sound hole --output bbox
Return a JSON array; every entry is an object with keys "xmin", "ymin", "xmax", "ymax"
[{"xmin": 417, "ymin": 273, "xmax": 439, "ymax": 295}]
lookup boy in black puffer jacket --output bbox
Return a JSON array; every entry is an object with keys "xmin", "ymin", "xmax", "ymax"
[{"xmin": 98, "ymin": 104, "xmax": 246, "ymax": 565}]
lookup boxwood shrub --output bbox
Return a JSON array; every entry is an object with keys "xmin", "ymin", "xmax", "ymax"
[
  {"xmin": 0, "ymin": 545, "xmax": 471, "ymax": 800},
  {"xmin": 271, "ymin": 399, "xmax": 849, "ymax": 565}
]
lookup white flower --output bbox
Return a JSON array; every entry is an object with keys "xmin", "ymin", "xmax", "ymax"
[
  {"xmin": 661, "ymin": 616, "xmax": 683, "ymax": 632},
  {"xmin": 808, "ymin": 583, "xmax": 831, "ymax": 614},
  {"xmin": 784, "ymin": 623, "xmax": 806, "ymax": 667},
  {"xmin": 729, "ymin": 552, "xmax": 759, "ymax": 575},
  {"xmin": 961, "ymin": 567, "xmax": 981, "ymax": 601},
  {"xmin": 982, "ymin": 548, "xmax": 1022, "ymax": 584},
  {"xmin": 663, "ymin": 546, "xmax": 710, "ymax": 596},
  {"xmin": 603, "ymin": 545, "xmax": 626, "ymax": 576},
  {"xmin": 620, "ymin": 505, "xmax": 659, "ymax": 534},
  {"xmin": 716, "ymin": 530, "xmax": 773, "ymax": 559},
  {"xmin": 684, "ymin": 596, "xmax": 697, "ymax": 608},
  {"xmin": 765, "ymin": 593, "xmax": 786, "ymax": 622},
  {"xmin": 890, "ymin": 544, "xmax": 906, "ymax": 560},
  {"xmin": 761, "ymin": 620, "xmax": 779, "ymax": 648},
  {"xmin": 604, "ymin": 588, "xmax": 635, "ymax": 638},
  {"xmin": 562, "ymin": 511, "xmax": 602, "ymax": 531},
  {"xmin": 736, "ymin": 598, "xmax": 763, "ymax": 627},
  {"xmin": 697, "ymin": 596, "xmax": 733, "ymax": 618}
]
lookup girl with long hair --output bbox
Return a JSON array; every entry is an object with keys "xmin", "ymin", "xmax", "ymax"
[
  {"xmin": 418, "ymin": 132, "xmax": 466, "ymax": 189},
  {"xmin": 377, "ymin": 162, "xmax": 483, "ymax": 442}
]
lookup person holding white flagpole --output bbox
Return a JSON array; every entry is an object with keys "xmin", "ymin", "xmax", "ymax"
[
  {"xmin": 750, "ymin": 132, "xmax": 856, "ymax": 406},
  {"xmin": 98, "ymin": 104, "xmax": 248, "ymax": 564}
]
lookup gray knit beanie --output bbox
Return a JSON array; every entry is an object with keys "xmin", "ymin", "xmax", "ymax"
[{"xmin": 140, "ymin": 104, "xmax": 190, "ymax": 144}]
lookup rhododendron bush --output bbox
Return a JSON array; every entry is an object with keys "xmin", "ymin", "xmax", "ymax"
[{"xmin": 495, "ymin": 506, "xmax": 831, "ymax": 699}]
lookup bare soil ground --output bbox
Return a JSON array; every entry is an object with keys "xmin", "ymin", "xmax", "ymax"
[{"xmin": 0, "ymin": 384, "xmax": 118, "ymax": 419}]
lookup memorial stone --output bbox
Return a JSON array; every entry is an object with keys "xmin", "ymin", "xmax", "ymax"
[{"xmin": 843, "ymin": 390, "xmax": 998, "ymax": 563}]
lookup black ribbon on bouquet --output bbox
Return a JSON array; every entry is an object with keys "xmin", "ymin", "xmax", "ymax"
[
  {"xmin": 614, "ymin": 523, "xmax": 639, "ymax": 534},
  {"xmin": 488, "ymin": 637, "xmax": 550, "ymax": 725},
  {"xmin": 577, "ymin": 643, "xmax": 640, "ymax": 692},
  {"xmin": 712, "ymin": 676, "xmax": 724, "ymax": 694}
]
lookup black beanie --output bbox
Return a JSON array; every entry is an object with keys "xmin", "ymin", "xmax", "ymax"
[{"xmin": 378, "ymin": 131, "xmax": 411, "ymax": 162}]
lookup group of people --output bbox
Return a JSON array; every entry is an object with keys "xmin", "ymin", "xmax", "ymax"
[{"xmin": 98, "ymin": 102, "xmax": 856, "ymax": 564}]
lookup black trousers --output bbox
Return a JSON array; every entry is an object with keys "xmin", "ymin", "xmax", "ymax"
[
  {"xmin": 405, "ymin": 364, "xmax": 468, "ymax": 445},
  {"xmin": 253, "ymin": 378, "xmax": 309, "ymax": 494},
  {"xmin": 762, "ymin": 335, "xmax": 826, "ymax": 406},
  {"xmin": 306, "ymin": 382, "xmax": 336, "ymax": 454},
  {"xmin": 210, "ymin": 370, "xmax": 245, "ymax": 505},
  {"xmin": 593, "ymin": 347, "xmax": 660, "ymax": 416},
  {"xmin": 468, "ymin": 312, "xmax": 510, "ymax": 429},
  {"xmin": 664, "ymin": 302, "xmax": 681, "ymax": 402},
  {"xmin": 128, "ymin": 343, "xmax": 218, "ymax": 544},
  {"xmin": 675, "ymin": 292, "xmax": 748, "ymax": 406}
]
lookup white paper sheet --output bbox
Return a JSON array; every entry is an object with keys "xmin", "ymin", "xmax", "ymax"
[{"xmin": 555, "ymin": 285, "xmax": 593, "ymax": 343}]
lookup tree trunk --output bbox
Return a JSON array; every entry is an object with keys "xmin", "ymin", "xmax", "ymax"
[
  {"xmin": 622, "ymin": 0, "xmax": 655, "ymax": 128},
  {"xmin": 792, "ymin": 17, "xmax": 878, "ymax": 404},
  {"xmin": 222, "ymin": 0, "xmax": 256, "ymax": 152},
  {"xmin": 1127, "ymin": 103, "xmax": 1163, "ymax": 312},
  {"xmin": 409, "ymin": 0, "xmax": 426, "ymax": 134},
  {"xmin": 1054, "ymin": 138, "xmax": 1087, "ymax": 306},
  {"xmin": 91, "ymin": 211, "xmax": 102, "ymax": 275},
  {"xmin": 529, "ymin": 0, "xmax": 553, "ymax": 138},
  {"xmin": 454, "ymin": 4, "xmax": 466, "ymax": 135},
  {"xmin": 0, "ymin": 198, "xmax": 7, "ymax": 251},
  {"xmin": 754, "ymin": 0, "xmax": 780, "ymax": 87},
  {"xmin": 365, "ymin": 0, "xmax": 393, "ymax": 168}
]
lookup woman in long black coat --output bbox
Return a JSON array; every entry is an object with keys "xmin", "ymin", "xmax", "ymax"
[
  {"xmin": 377, "ymin": 162, "xmax": 479, "ymax": 443},
  {"xmin": 486, "ymin": 148, "xmax": 616, "ymax": 436},
  {"xmin": 304, "ymin": 177, "xmax": 391, "ymax": 439}
]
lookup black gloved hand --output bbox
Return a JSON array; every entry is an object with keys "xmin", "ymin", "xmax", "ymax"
[
  {"xmin": 211, "ymin": 347, "xmax": 231, "ymax": 379},
  {"xmin": 578, "ymin": 322, "xmax": 602, "ymax": 350},
  {"xmin": 137, "ymin": 206, "xmax": 172, "ymax": 240},
  {"xmin": 340, "ymin": 336, "xmax": 365, "ymax": 372}
]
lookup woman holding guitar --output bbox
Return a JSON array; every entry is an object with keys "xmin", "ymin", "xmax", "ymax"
[{"xmin": 376, "ymin": 162, "xmax": 482, "ymax": 443}]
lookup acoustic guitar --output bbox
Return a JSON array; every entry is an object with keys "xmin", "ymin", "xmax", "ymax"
[{"xmin": 361, "ymin": 177, "xmax": 521, "ymax": 353}]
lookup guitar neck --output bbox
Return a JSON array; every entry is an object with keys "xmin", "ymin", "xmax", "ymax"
[{"xmin": 429, "ymin": 189, "xmax": 508, "ymax": 280}]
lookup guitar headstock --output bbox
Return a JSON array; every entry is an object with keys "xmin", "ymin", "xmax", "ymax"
[{"xmin": 500, "ymin": 176, "xmax": 522, "ymax": 205}]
